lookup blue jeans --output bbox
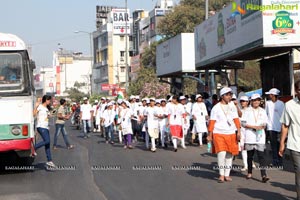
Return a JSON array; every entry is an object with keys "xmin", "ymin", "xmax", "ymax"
[
  {"xmin": 291, "ymin": 150, "xmax": 300, "ymax": 200},
  {"xmin": 269, "ymin": 130, "xmax": 282, "ymax": 166},
  {"xmin": 53, "ymin": 123, "xmax": 70, "ymax": 147},
  {"xmin": 82, "ymin": 120, "xmax": 91, "ymax": 136},
  {"xmin": 105, "ymin": 124, "xmax": 114, "ymax": 142},
  {"xmin": 35, "ymin": 127, "xmax": 52, "ymax": 162}
]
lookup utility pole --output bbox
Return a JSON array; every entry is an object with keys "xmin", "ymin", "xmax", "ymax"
[{"xmin": 125, "ymin": 0, "xmax": 129, "ymax": 92}]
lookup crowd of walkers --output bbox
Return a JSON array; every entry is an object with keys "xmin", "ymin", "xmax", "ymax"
[{"xmin": 32, "ymin": 80, "xmax": 300, "ymax": 200}]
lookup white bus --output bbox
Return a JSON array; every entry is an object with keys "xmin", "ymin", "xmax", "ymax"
[{"xmin": 0, "ymin": 33, "xmax": 36, "ymax": 163}]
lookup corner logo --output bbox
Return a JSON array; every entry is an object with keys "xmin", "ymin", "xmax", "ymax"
[{"xmin": 231, "ymin": 2, "xmax": 246, "ymax": 17}]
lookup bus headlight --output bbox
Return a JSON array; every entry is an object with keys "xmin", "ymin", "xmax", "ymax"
[{"xmin": 11, "ymin": 126, "xmax": 22, "ymax": 136}]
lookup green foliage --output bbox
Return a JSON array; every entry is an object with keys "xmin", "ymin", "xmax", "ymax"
[
  {"xmin": 65, "ymin": 87, "xmax": 87, "ymax": 103},
  {"xmin": 128, "ymin": 67, "xmax": 158, "ymax": 95},
  {"xmin": 141, "ymin": 42, "xmax": 158, "ymax": 68},
  {"xmin": 183, "ymin": 78, "xmax": 198, "ymax": 95}
]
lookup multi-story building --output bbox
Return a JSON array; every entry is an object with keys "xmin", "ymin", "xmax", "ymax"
[
  {"xmin": 92, "ymin": 8, "xmax": 132, "ymax": 94},
  {"xmin": 53, "ymin": 50, "xmax": 92, "ymax": 95}
]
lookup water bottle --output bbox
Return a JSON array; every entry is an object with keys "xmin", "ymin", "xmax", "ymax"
[
  {"xmin": 207, "ymin": 142, "xmax": 212, "ymax": 153},
  {"xmin": 256, "ymin": 129, "xmax": 263, "ymax": 142}
]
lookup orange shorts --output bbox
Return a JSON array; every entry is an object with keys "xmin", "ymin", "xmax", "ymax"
[
  {"xmin": 212, "ymin": 133, "xmax": 239, "ymax": 155},
  {"xmin": 170, "ymin": 125, "xmax": 183, "ymax": 139}
]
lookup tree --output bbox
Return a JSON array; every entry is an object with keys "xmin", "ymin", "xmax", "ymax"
[
  {"xmin": 65, "ymin": 87, "xmax": 86, "ymax": 102},
  {"xmin": 141, "ymin": 42, "xmax": 158, "ymax": 68}
]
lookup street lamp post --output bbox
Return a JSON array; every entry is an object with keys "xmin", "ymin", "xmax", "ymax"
[
  {"xmin": 125, "ymin": 0, "xmax": 129, "ymax": 92},
  {"xmin": 74, "ymin": 30, "xmax": 93, "ymax": 95}
]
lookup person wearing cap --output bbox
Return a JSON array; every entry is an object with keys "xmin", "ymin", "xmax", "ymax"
[
  {"xmin": 80, "ymin": 97, "xmax": 93, "ymax": 139},
  {"xmin": 230, "ymin": 94, "xmax": 242, "ymax": 118},
  {"xmin": 119, "ymin": 100, "xmax": 134, "ymax": 149},
  {"xmin": 207, "ymin": 87, "xmax": 241, "ymax": 183},
  {"xmin": 92, "ymin": 100, "xmax": 99, "ymax": 132},
  {"xmin": 115, "ymin": 99, "xmax": 123, "ymax": 144},
  {"xmin": 191, "ymin": 94, "xmax": 208, "ymax": 147},
  {"xmin": 144, "ymin": 98, "xmax": 160, "ymax": 152},
  {"xmin": 179, "ymin": 96, "xmax": 191, "ymax": 149},
  {"xmin": 265, "ymin": 88, "xmax": 285, "ymax": 167},
  {"xmin": 242, "ymin": 93, "xmax": 269, "ymax": 182},
  {"xmin": 279, "ymin": 80, "xmax": 300, "ymax": 200},
  {"xmin": 138, "ymin": 98, "xmax": 148, "ymax": 143},
  {"xmin": 101, "ymin": 102, "xmax": 116, "ymax": 144},
  {"xmin": 167, "ymin": 95, "xmax": 186, "ymax": 152},
  {"xmin": 130, "ymin": 95, "xmax": 140, "ymax": 142},
  {"xmin": 156, "ymin": 99, "xmax": 169, "ymax": 148},
  {"xmin": 239, "ymin": 96, "xmax": 250, "ymax": 171},
  {"xmin": 96, "ymin": 97, "xmax": 107, "ymax": 136}
]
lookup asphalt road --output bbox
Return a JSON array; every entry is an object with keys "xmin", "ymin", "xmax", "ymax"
[{"xmin": 0, "ymin": 121, "xmax": 297, "ymax": 200}]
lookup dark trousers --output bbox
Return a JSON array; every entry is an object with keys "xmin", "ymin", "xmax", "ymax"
[
  {"xmin": 269, "ymin": 130, "xmax": 283, "ymax": 166},
  {"xmin": 247, "ymin": 149, "xmax": 267, "ymax": 177},
  {"xmin": 291, "ymin": 150, "xmax": 300, "ymax": 200},
  {"xmin": 105, "ymin": 124, "xmax": 114, "ymax": 142}
]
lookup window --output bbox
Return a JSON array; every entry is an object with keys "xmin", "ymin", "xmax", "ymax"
[
  {"xmin": 120, "ymin": 51, "xmax": 125, "ymax": 57},
  {"xmin": 120, "ymin": 66, "xmax": 126, "ymax": 72}
]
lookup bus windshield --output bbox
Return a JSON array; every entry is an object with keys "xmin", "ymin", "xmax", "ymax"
[{"xmin": 0, "ymin": 53, "xmax": 24, "ymax": 92}]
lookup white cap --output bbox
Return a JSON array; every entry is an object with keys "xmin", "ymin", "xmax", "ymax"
[
  {"xmin": 220, "ymin": 87, "xmax": 232, "ymax": 96},
  {"xmin": 117, "ymin": 99, "xmax": 123, "ymax": 104},
  {"xmin": 195, "ymin": 94, "xmax": 202, "ymax": 100},
  {"xmin": 83, "ymin": 97, "xmax": 88, "ymax": 100},
  {"xmin": 149, "ymin": 97, "xmax": 156, "ymax": 102},
  {"xmin": 95, "ymin": 100, "xmax": 99, "ymax": 103},
  {"xmin": 160, "ymin": 99, "xmax": 166, "ymax": 103},
  {"xmin": 111, "ymin": 100, "xmax": 115, "ymax": 104},
  {"xmin": 155, "ymin": 100, "xmax": 161, "ymax": 104},
  {"xmin": 179, "ymin": 96, "xmax": 186, "ymax": 100},
  {"xmin": 107, "ymin": 102, "xmax": 113, "ymax": 107},
  {"xmin": 135, "ymin": 95, "xmax": 140, "ymax": 99},
  {"xmin": 101, "ymin": 97, "xmax": 106, "ymax": 100},
  {"xmin": 129, "ymin": 95, "xmax": 135, "ymax": 99},
  {"xmin": 232, "ymin": 94, "xmax": 237, "ymax": 100},
  {"xmin": 146, "ymin": 99, "xmax": 150, "ymax": 104},
  {"xmin": 265, "ymin": 88, "xmax": 280, "ymax": 95},
  {"xmin": 240, "ymin": 96, "xmax": 249, "ymax": 101},
  {"xmin": 251, "ymin": 93, "xmax": 262, "ymax": 100}
]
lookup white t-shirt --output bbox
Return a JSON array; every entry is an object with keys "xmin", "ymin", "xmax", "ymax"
[
  {"xmin": 102, "ymin": 109, "xmax": 116, "ymax": 127},
  {"xmin": 192, "ymin": 102, "xmax": 208, "ymax": 124},
  {"xmin": 36, "ymin": 105, "xmax": 50, "ymax": 129},
  {"xmin": 167, "ymin": 103, "xmax": 185, "ymax": 126},
  {"xmin": 242, "ymin": 107, "xmax": 268, "ymax": 144},
  {"xmin": 156, "ymin": 106, "xmax": 168, "ymax": 124},
  {"xmin": 144, "ymin": 106, "xmax": 159, "ymax": 129},
  {"xmin": 265, "ymin": 100, "xmax": 285, "ymax": 132},
  {"xmin": 120, "ymin": 108, "xmax": 133, "ymax": 129},
  {"xmin": 80, "ymin": 103, "xmax": 92, "ymax": 120},
  {"xmin": 92, "ymin": 104, "xmax": 98, "ymax": 117},
  {"xmin": 210, "ymin": 102, "xmax": 239, "ymax": 134}
]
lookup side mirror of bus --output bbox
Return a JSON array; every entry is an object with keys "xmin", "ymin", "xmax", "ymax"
[{"xmin": 30, "ymin": 60, "xmax": 36, "ymax": 70}]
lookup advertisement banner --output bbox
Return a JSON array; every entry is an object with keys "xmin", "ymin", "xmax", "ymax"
[
  {"xmin": 111, "ymin": 9, "xmax": 132, "ymax": 35},
  {"xmin": 56, "ymin": 66, "xmax": 61, "ymax": 95},
  {"xmin": 262, "ymin": 0, "xmax": 300, "ymax": 46},
  {"xmin": 101, "ymin": 83, "xmax": 118, "ymax": 91},
  {"xmin": 194, "ymin": 0, "xmax": 263, "ymax": 67}
]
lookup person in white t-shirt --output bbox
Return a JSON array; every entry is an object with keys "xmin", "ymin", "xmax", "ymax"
[
  {"xmin": 144, "ymin": 98, "xmax": 160, "ymax": 152},
  {"xmin": 167, "ymin": 95, "xmax": 186, "ymax": 152},
  {"xmin": 265, "ymin": 88, "xmax": 285, "ymax": 167},
  {"xmin": 80, "ymin": 97, "xmax": 93, "ymax": 139},
  {"xmin": 96, "ymin": 97, "xmax": 107, "ymax": 136},
  {"xmin": 101, "ymin": 102, "xmax": 116, "ymax": 144},
  {"xmin": 179, "ymin": 96, "xmax": 191, "ymax": 149},
  {"xmin": 242, "ymin": 93, "xmax": 269, "ymax": 182},
  {"xmin": 156, "ymin": 99, "xmax": 169, "ymax": 148},
  {"xmin": 207, "ymin": 87, "xmax": 241, "ymax": 183},
  {"xmin": 120, "ymin": 100, "xmax": 134, "ymax": 149},
  {"xmin": 33, "ymin": 95, "xmax": 56, "ymax": 168},
  {"xmin": 192, "ymin": 94, "xmax": 208, "ymax": 147}
]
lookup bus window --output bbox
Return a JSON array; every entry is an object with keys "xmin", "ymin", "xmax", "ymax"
[{"xmin": 0, "ymin": 53, "xmax": 24, "ymax": 91}]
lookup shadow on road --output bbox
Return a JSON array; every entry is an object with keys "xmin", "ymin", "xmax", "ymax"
[{"xmin": 237, "ymin": 188, "xmax": 294, "ymax": 200}]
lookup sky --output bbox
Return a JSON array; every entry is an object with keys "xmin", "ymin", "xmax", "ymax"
[{"xmin": 0, "ymin": 0, "xmax": 179, "ymax": 67}]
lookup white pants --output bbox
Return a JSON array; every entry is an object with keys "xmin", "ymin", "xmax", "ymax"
[
  {"xmin": 198, "ymin": 132, "xmax": 203, "ymax": 145},
  {"xmin": 172, "ymin": 138, "xmax": 178, "ymax": 149},
  {"xmin": 151, "ymin": 138, "xmax": 156, "ymax": 150},
  {"xmin": 159, "ymin": 122, "xmax": 166, "ymax": 147},
  {"xmin": 181, "ymin": 127, "xmax": 188, "ymax": 147},
  {"xmin": 217, "ymin": 151, "xmax": 233, "ymax": 176},
  {"xmin": 241, "ymin": 150, "xmax": 248, "ymax": 168}
]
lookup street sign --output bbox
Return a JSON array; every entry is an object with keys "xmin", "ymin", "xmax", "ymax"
[{"xmin": 101, "ymin": 84, "xmax": 118, "ymax": 91}]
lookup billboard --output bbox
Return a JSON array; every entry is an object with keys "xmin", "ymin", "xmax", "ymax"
[
  {"xmin": 156, "ymin": 33, "xmax": 195, "ymax": 77},
  {"xmin": 262, "ymin": 0, "xmax": 300, "ymax": 46},
  {"xmin": 194, "ymin": 0, "xmax": 263, "ymax": 67},
  {"xmin": 111, "ymin": 9, "xmax": 132, "ymax": 35}
]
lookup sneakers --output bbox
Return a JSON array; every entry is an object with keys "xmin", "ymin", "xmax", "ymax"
[
  {"xmin": 150, "ymin": 148, "xmax": 156, "ymax": 152},
  {"xmin": 46, "ymin": 161, "xmax": 56, "ymax": 168}
]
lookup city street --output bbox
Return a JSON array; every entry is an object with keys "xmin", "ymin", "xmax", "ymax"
[{"xmin": 0, "ymin": 121, "xmax": 297, "ymax": 200}]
